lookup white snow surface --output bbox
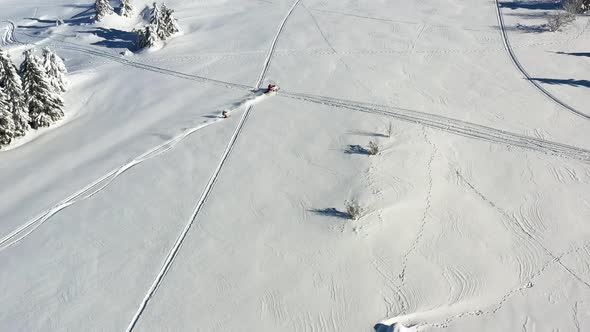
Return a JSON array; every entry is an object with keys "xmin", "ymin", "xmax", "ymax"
[{"xmin": 1, "ymin": 0, "xmax": 590, "ymax": 331}]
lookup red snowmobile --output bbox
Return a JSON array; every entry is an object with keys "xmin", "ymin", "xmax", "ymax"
[{"xmin": 265, "ymin": 83, "xmax": 280, "ymax": 94}]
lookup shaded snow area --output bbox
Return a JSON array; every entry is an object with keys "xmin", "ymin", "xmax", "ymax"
[{"xmin": 1, "ymin": 0, "xmax": 590, "ymax": 331}]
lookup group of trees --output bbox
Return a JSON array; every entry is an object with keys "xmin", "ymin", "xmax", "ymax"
[
  {"xmin": 548, "ymin": 0, "xmax": 589, "ymax": 31},
  {"xmin": 562, "ymin": 0, "xmax": 589, "ymax": 13},
  {"xmin": 94, "ymin": 1, "xmax": 180, "ymax": 50},
  {"xmin": 0, "ymin": 48, "xmax": 67, "ymax": 147},
  {"xmin": 136, "ymin": 3, "xmax": 180, "ymax": 49},
  {"xmin": 95, "ymin": 0, "xmax": 134, "ymax": 21}
]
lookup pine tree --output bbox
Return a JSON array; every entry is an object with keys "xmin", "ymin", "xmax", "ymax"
[
  {"xmin": 42, "ymin": 48, "xmax": 68, "ymax": 93},
  {"xmin": 95, "ymin": 0, "xmax": 114, "ymax": 22},
  {"xmin": 19, "ymin": 49, "xmax": 35, "ymax": 76},
  {"xmin": 0, "ymin": 50, "xmax": 30, "ymax": 136},
  {"xmin": 149, "ymin": 2, "xmax": 162, "ymax": 27},
  {"xmin": 119, "ymin": 0, "xmax": 134, "ymax": 17},
  {"xmin": 21, "ymin": 51, "xmax": 64, "ymax": 129},
  {"xmin": 0, "ymin": 56, "xmax": 5, "ymax": 84},
  {"xmin": 161, "ymin": 4, "xmax": 180, "ymax": 37},
  {"xmin": 0, "ymin": 87, "xmax": 15, "ymax": 145},
  {"xmin": 136, "ymin": 24, "xmax": 159, "ymax": 49},
  {"xmin": 150, "ymin": 2, "xmax": 170, "ymax": 39}
]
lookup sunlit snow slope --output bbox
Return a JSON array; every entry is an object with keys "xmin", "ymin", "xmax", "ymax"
[{"xmin": 1, "ymin": 0, "xmax": 590, "ymax": 331}]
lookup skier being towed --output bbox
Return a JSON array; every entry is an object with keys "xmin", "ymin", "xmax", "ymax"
[{"xmin": 222, "ymin": 83, "xmax": 279, "ymax": 118}]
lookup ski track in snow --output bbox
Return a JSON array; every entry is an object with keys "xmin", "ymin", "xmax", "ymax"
[
  {"xmin": 494, "ymin": 0, "xmax": 590, "ymax": 121},
  {"xmin": 3, "ymin": 4, "xmax": 589, "ymax": 330},
  {"xmin": 0, "ymin": 93, "xmax": 266, "ymax": 252},
  {"xmin": 125, "ymin": 1, "xmax": 301, "ymax": 331},
  {"xmin": 279, "ymin": 92, "xmax": 590, "ymax": 162},
  {"xmin": 12, "ymin": 29, "xmax": 253, "ymax": 91},
  {"xmin": 4, "ymin": 82, "xmax": 589, "ymax": 256},
  {"xmin": 12, "ymin": 19, "xmax": 590, "ymax": 164}
]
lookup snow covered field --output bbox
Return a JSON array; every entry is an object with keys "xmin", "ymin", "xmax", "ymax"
[{"xmin": 1, "ymin": 0, "xmax": 590, "ymax": 331}]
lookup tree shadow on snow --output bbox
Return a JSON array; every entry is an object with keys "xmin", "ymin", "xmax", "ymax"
[
  {"xmin": 78, "ymin": 28, "xmax": 137, "ymax": 50},
  {"xmin": 309, "ymin": 208, "xmax": 349, "ymax": 219},
  {"xmin": 374, "ymin": 323, "xmax": 415, "ymax": 332},
  {"xmin": 24, "ymin": 5, "xmax": 94, "ymax": 27},
  {"xmin": 530, "ymin": 77, "xmax": 590, "ymax": 88},
  {"xmin": 503, "ymin": 23, "xmax": 549, "ymax": 33},
  {"xmin": 556, "ymin": 51, "xmax": 590, "ymax": 58},
  {"xmin": 344, "ymin": 144, "xmax": 369, "ymax": 155},
  {"xmin": 498, "ymin": 1, "xmax": 561, "ymax": 11}
]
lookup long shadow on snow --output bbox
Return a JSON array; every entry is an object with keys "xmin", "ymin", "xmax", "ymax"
[
  {"xmin": 530, "ymin": 77, "xmax": 590, "ymax": 88},
  {"xmin": 309, "ymin": 208, "xmax": 349, "ymax": 219},
  {"xmin": 21, "ymin": 4, "xmax": 95, "ymax": 28},
  {"xmin": 344, "ymin": 144, "xmax": 370, "ymax": 155},
  {"xmin": 556, "ymin": 51, "xmax": 590, "ymax": 58},
  {"xmin": 78, "ymin": 28, "xmax": 137, "ymax": 50},
  {"xmin": 25, "ymin": 10, "xmax": 93, "ymax": 27},
  {"xmin": 374, "ymin": 323, "xmax": 416, "ymax": 332},
  {"xmin": 499, "ymin": 1, "xmax": 561, "ymax": 11},
  {"xmin": 503, "ymin": 23, "xmax": 549, "ymax": 33}
]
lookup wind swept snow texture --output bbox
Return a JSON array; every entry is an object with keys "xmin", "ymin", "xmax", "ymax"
[{"xmin": 1, "ymin": 0, "xmax": 590, "ymax": 331}]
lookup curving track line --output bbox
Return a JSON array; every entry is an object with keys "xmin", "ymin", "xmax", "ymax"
[
  {"xmin": 124, "ymin": 1, "xmax": 302, "ymax": 331},
  {"xmin": 4, "ymin": 89, "xmax": 588, "ymax": 254},
  {"xmin": 494, "ymin": 0, "xmax": 590, "ymax": 121},
  {"xmin": 0, "ymin": 112, "xmax": 238, "ymax": 252}
]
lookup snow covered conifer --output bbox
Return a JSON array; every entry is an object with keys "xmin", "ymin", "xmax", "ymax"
[
  {"xmin": 21, "ymin": 50, "xmax": 64, "ymax": 129},
  {"xmin": 42, "ymin": 48, "xmax": 68, "ymax": 93},
  {"xmin": 136, "ymin": 24, "xmax": 159, "ymax": 49},
  {"xmin": 95, "ymin": 0, "xmax": 114, "ymax": 21},
  {"xmin": 149, "ymin": 2, "xmax": 163, "ymax": 33},
  {"xmin": 161, "ymin": 4, "xmax": 180, "ymax": 37},
  {"xmin": 0, "ymin": 87, "xmax": 15, "ymax": 145},
  {"xmin": 119, "ymin": 0, "xmax": 134, "ymax": 17},
  {"xmin": 19, "ymin": 49, "xmax": 35, "ymax": 76},
  {"xmin": 0, "ymin": 50, "xmax": 30, "ymax": 136}
]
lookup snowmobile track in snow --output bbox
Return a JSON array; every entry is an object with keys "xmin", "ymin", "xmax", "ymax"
[
  {"xmin": 494, "ymin": 0, "xmax": 590, "ymax": 121},
  {"xmin": 280, "ymin": 92, "xmax": 590, "ymax": 163},
  {"xmin": 125, "ymin": 1, "xmax": 302, "ymax": 331},
  {"xmin": 0, "ymin": 118, "xmax": 229, "ymax": 252},
  {"xmin": 12, "ymin": 29, "xmax": 253, "ymax": 92}
]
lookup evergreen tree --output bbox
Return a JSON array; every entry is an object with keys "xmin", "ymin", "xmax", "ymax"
[
  {"xmin": 19, "ymin": 49, "xmax": 35, "ymax": 76},
  {"xmin": 149, "ymin": 2, "xmax": 167, "ymax": 39},
  {"xmin": 136, "ymin": 24, "xmax": 159, "ymax": 49},
  {"xmin": 0, "ymin": 55, "xmax": 5, "ymax": 84},
  {"xmin": 21, "ymin": 51, "xmax": 64, "ymax": 129},
  {"xmin": 161, "ymin": 4, "xmax": 180, "ymax": 37},
  {"xmin": 95, "ymin": 0, "xmax": 114, "ymax": 21},
  {"xmin": 42, "ymin": 48, "xmax": 68, "ymax": 93},
  {"xmin": 149, "ymin": 2, "xmax": 161, "ymax": 25},
  {"xmin": 0, "ymin": 50, "xmax": 30, "ymax": 136},
  {"xmin": 119, "ymin": 0, "xmax": 134, "ymax": 17},
  {"xmin": 0, "ymin": 87, "xmax": 15, "ymax": 145}
]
